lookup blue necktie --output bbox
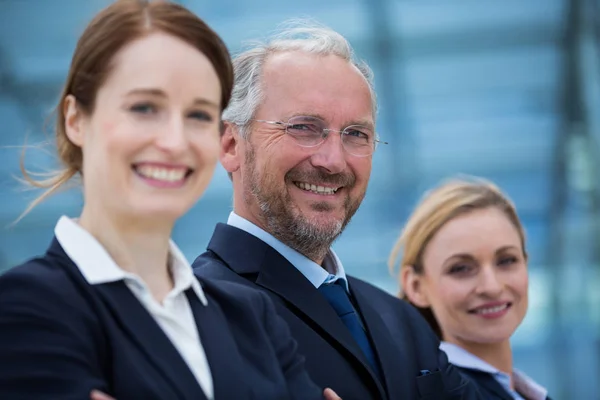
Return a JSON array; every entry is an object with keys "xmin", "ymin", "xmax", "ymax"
[{"xmin": 318, "ymin": 280, "xmax": 382, "ymax": 381}]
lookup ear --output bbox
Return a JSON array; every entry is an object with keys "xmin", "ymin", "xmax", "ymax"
[
  {"xmin": 400, "ymin": 265, "xmax": 431, "ymax": 308},
  {"xmin": 63, "ymin": 95, "xmax": 86, "ymax": 147},
  {"xmin": 220, "ymin": 121, "xmax": 241, "ymax": 174}
]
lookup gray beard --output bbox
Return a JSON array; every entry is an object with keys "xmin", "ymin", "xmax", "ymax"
[
  {"xmin": 258, "ymin": 195, "xmax": 344, "ymax": 262},
  {"xmin": 243, "ymin": 144, "xmax": 361, "ymax": 262}
]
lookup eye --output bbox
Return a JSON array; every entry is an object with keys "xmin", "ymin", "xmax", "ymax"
[
  {"xmin": 343, "ymin": 127, "xmax": 372, "ymax": 145},
  {"xmin": 129, "ymin": 102, "xmax": 156, "ymax": 114},
  {"xmin": 286, "ymin": 123, "xmax": 322, "ymax": 140},
  {"xmin": 288, "ymin": 123, "xmax": 320, "ymax": 133},
  {"xmin": 498, "ymin": 255, "xmax": 518, "ymax": 266},
  {"xmin": 188, "ymin": 110, "xmax": 213, "ymax": 122},
  {"xmin": 448, "ymin": 263, "xmax": 472, "ymax": 275},
  {"xmin": 344, "ymin": 128, "xmax": 369, "ymax": 139}
]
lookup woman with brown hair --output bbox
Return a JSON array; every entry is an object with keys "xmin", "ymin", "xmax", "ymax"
[
  {"xmin": 0, "ymin": 1, "xmax": 338, "ymax": 399},
  {"xmin": 389, "ymin": 177, "xmax": 551, "ymax": 400}
]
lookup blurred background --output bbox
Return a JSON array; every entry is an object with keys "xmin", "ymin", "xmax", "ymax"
[{"xmin": 1, "ymin": 0, "xmax": 599, "ymax": 398}]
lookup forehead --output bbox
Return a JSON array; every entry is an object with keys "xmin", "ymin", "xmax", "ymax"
[
  {"xmin": 259, "ymin": 51, "xmax": 373, "ymax": 124},
  {"xmin": 99, "ymin": 32, "xmax": 221, "ymax": 101},
  {"xmin": 425, "ymin": 208, "xmax": 522, "ymax": 258}
]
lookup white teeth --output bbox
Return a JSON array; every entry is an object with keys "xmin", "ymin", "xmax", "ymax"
[
  {"xmin": 294, "ymin": 182, "xmax": 339, "ymax": 195},
  {"xmin": 474, "ymin": 304, "xmax": 508, "ymax": 315},
  {"xmin": 136, "ymin": 165, "xmax": 187, "ymax": 182}
]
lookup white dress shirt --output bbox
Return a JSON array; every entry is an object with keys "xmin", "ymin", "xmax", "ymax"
[
  {"xmin": 440, "ymin": 341, "xmax": 548, "ymax": 400},
  {"xmin": 55, "ymin": 216, "xmax": 214, "ymax": 399}
]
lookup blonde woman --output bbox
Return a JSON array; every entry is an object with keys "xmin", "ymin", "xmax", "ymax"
[{"xmin": 389, "ymin": 177, "xmax": 551, "ymax": 400}]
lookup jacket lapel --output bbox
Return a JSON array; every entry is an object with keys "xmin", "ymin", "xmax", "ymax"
[
  {"xmin": 206, "ymin": 224, "xmax": 385, "ymax": 397},
  {"xmin": 257, "ymin": 248, "xmax": 371, "ymax": 364},
  {"xmin": 459, "ymin": 368, "xmax": 513, "ymax": 400},
  {"xmin": 46, "ymin": 238, "xmax": 207, "ymax": 400},
  {"xmin": 350, "ymin": 281, "xmax": 414, "ymax": 400},
  {"xmin": 185, "ymin": 289, "xmax": 251, "ymax": 399},
  {"xmin": 93, "ymin": 282, "xmax": 207, "ymax": 400}
]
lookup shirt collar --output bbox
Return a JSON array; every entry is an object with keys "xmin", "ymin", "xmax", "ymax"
[
  {"xmin": 227, "ymin": 212, "xmax": 348, "ymax": 291},
  {"xmin": 512, "ymin": 370, "xmax": 549, "ymax": 400},
  {"xmin": 440, "ymin": 341, "xmax": 548, "ymax": 400},
  {"xmin": 54, "ymin": 216, "xmax": 207, "ymax": 305},
  {"xmin": 440, "ymin": 341, "xmax": 500, "ymax": 374}
]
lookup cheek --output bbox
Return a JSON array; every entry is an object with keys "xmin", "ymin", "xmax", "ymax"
[
  {"xmin": 85, "ymin": 122, "xmax": 133, "ymax": 176},
  {"xmin": 512, "ymin": 269, "xmax": 530, "ymax": 300},
  {"xmin": 260, "ymin": 144, "xmax": 299, "ymax": 177},
  {"xmin": 81, "ymin": 121, "xmax": 118, "ymax": 172},
  {"xmin": 193, "ymin": 134, "xmax": 220, "ymax": 166},
  {"xmin": 97, "ymin": 119, "xmax": 124, "ymax": 151},
  {"xmin": 349, "ymin": 158, "xmax": 372, "ymax": 183},
  {"xmin": 100, "ymin": 120, "xmax": 118, "ymax": 136},
  {"xmin": 433, "ymin": 280, "xmax": 472, "ymax": 314}
]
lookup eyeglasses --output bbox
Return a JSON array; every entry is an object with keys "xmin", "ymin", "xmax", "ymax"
[{"xmin": 252, "ymin": 115, "xmax": 387, "ymax": 157}]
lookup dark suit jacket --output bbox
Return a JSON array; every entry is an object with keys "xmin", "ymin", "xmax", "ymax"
[
  {"xmin": 458, "ymin": 368, "xmax": 552, "ymax": 400},
  {"xmin": 0, "ymin": 238, "xmax": 322, "ymax": 400},
  {"xmin": 193, "ymin": 223, "xmax": 485, "ymax": 400}
]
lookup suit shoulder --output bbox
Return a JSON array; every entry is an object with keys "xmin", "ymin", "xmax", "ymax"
[
  {"xmin": 347, "ymin": 275, "xmax": 396, "ymax": 297},
  {"xmin": 1, "ymin": 256, "xmax": 72, "ymax": 290},
  {"xmin": 348, "ymin": 275, "xmax": 436, "ymax": 329},
  {"xmin": 192, "ymin": 249, "xmax": 222, "ymax": 267},
  {"xmin": 199, "ymin": 277, "xmax": 269, "ymax": 309},
  {"xmin": 193, "ymin": 251, "xmax": 251, "ymax": 284},
  {"xmin": 348, "ymin": 275, "xmax": 407, "ymax": 310},
  {"xmin": 0, "ymin": 256, "xmax": 85, "ymax": 310}
]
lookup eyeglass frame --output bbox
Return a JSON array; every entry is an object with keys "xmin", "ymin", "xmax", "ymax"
[{"xmin": 250, "ymin": 117, "xmax": 388, "ymax": 157}]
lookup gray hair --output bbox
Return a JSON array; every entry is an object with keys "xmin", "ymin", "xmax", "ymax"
[{"xmin": 222, "ymin": 19, "xmax": 378, "ymax": 138}]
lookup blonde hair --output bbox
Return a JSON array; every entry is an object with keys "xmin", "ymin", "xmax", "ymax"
[{"xmin": 388, "ymin": 176, "xmax": 527, "ymax": 337}]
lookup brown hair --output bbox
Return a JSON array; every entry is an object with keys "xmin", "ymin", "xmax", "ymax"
[
  {"xmin": 388, "ymin": 176, "xmax": 527, "ymax": 338},
  {"xmin": 20, "ymin": 0, "xmax": 233, "ymax": 218}
]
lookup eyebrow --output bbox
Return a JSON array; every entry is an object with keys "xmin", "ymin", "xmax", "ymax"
[
  {"xmin": 494, "ymin": 245, "xmax": 519, "ymax": 254},
  {"xmin": 444, "ymin": 245, "xmax": 520, "ymax": 263},
  {"xmin": 289, "ymin": 113, "xmax": 375, "ymax": 130},
  {"xmin": 352, "ymin": 119, "xmax": 375, "ymax": 131},
  {"xmin": 125, "ymin": 88, "xmax": 219, "ymax": 109},
  {"xmin": 444, "ymin": 253, "xmax": 475, "ymax": 263}
]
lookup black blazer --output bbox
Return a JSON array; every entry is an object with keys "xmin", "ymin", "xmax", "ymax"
[
  {"xmin": 0, "ymin": 238, "xmax": 323, "ymax": 400},
  {"xmin": 193, "ymin": 223, "xmax": 485, "ymax": 400},
  {"xmin": 458, "ymin": 368, "xmax": 552, "ymax": 400}
]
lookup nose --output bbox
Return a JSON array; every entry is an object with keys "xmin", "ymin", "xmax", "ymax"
[
  {"xmin": 309, "ymin": 131, "xmax": 347, "ymax": 174},
  {"xmin": 475, "ymin": 266, "xmax": 503, "ymax": 297},
  {"xmin": 155, "ymin": 115, "xmax": 187, "ymax": 155}
]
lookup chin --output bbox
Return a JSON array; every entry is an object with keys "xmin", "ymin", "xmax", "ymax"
[
  {"xmin": 301, "ymin": 211, "xmax": 344, "ymax": 228},
  {"xmin": 468, "ymin": 327, "xmax": 515, "ymax": 345},
  {"xmin": 300, "ymin": 205, "xmax": 345, "ymax": 221},
  {"xmin": 131, "ymin": 202, "xmax": 190, "ymax": 222}
]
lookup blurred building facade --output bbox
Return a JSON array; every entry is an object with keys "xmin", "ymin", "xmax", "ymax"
[{"xmin": 0, "ymin": 1, "xmax": 599, "ymax": 398}]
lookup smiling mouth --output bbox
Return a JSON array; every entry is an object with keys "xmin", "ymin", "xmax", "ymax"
[
  {"xmin": 294, "ymin": 181, "xmax": 341, "ymax": 195},
  {"xmin": 133, "ymin": 164, "xmax": 193, "ymax": 183},
  {"xmin": 469, "ymin": 303, "xmax": 512, "ymax": 315}
]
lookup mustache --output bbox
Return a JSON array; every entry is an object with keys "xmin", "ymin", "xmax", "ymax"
[{"xmin": 286, "ymin": 168, "xmax": 355, "ymax": 187}]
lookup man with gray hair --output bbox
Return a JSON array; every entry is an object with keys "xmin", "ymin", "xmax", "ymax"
[{"xmin": 193, "ymin": 20, "xmax": 483, "ymax": 400}]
